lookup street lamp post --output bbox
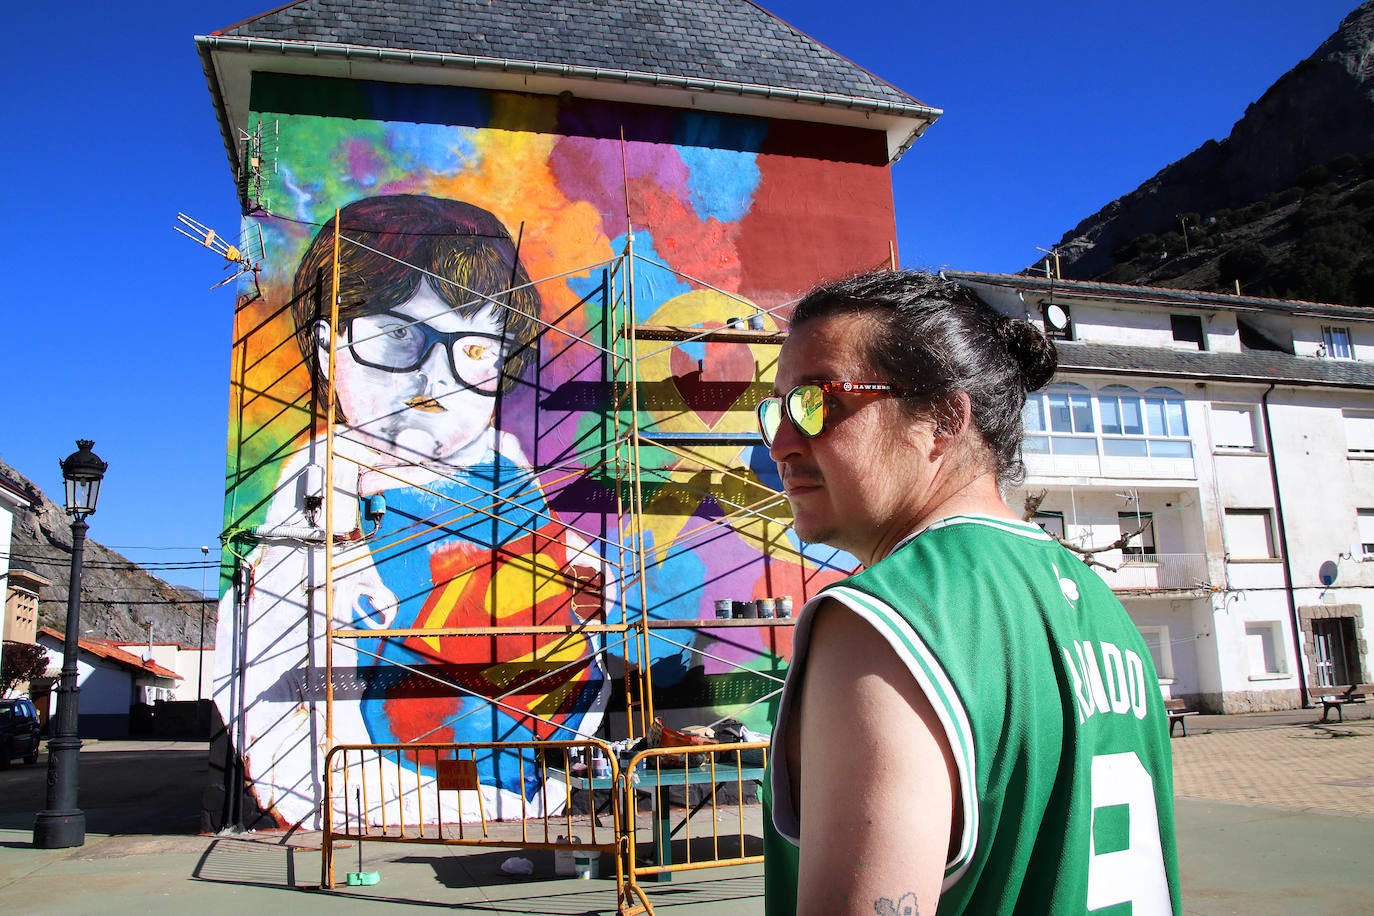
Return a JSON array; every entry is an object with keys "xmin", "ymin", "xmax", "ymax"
[{"xmin": 33, "ymin": 439, "xmax": 107, "ymax": 849}]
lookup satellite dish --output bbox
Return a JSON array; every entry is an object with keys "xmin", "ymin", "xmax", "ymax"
[
  {"xmin": 1319, "ymin": 560, "xmax": 1339, "ymax": 587},
  {"xmin": 1045, "ymin": 303, "xmax": 1070, "ymax": 330}
]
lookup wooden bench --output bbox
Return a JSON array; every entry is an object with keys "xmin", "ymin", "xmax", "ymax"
[
  {"xmin": 1163, "ymin": 698, "xmax": 1198, "ymax": 737},
  {"xmin": 1311, "ymin": 684, "xmax": 1373, "ymax": 723}
]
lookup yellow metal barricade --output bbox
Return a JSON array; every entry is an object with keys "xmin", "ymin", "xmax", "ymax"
[
  {"xmin": 619, "ymin": 740, "xmax": 770, "ymax": 915},
  {"xmin": 321, "ymin": 738, "xmax": 649, "ymax": 910},
  {"xmin": 320, "ymin": 738, "xmax": 770, "ymax": 914}
]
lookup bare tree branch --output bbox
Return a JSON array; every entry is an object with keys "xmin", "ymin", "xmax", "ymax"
[{"xmin": 1022, "ymin": 490, "xmax": 1151, "ymax": 572}]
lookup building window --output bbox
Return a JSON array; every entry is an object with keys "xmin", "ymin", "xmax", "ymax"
[
  {"xmin": 1358, "ymin": 510, "xmax": 1374, "ymax": 559},
  {"xmin": 1311, "ymin": 617, "xmax": 1356, "ymax": 687},
  {"xmin": 1101, "ymin": 385, "xmax": 1146, "ymax": 437},
  {"xmin": 1024, "ymin": 383, "xmax": 1096, "ymax": 456},
  {"xmin": 1118, "ymin": 511, "xmax": 1155, "ymax": 559},
  {"xmin": 1137, "ymin": 625, "xmax": 1174, "ymax": 680},
  {"xmin": 1343, "ymin": 410, "xmax": 1374, "ymax": 455},
  {"xmin": 1211, "ymin": 404, "xmax": 1261, "ymax": 451},
  {"xmin": 1098, "ymin": 385, "xmax": 1192, "ymax": 459},
  {"xmin": 1237, "ymin": 316, "xmax": 1293, "ymax": 354},
  {"xmin": 1244, "ymin": 621, "xmax": 1287, "ymax": 676},
  {"xmin": 1322, "ymin": 326, "xmax": 1353, "ymax": 359},
  {"xmin": 1225, "ymin": 508, "xmax": 1278, "ymax": 560},
  {"xmin": 1032, "ymin": 510, "xmax": 1065, "ymax": 538},
  {"xmin": 1170, "ymin": 314, "xmax": 1205, "ymax": 349},
  {"xmin": 1143, "ymin": 387, "xmax": 1190, "ymax": 457},
  {"xmin": 1024, "ymin": 384, "xmax": 1192, "ymax": 460}
]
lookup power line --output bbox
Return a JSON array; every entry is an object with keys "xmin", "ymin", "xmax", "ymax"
[
  {"xmin": 100, "ymin": 545, "xmax": 223, "ymax": 554},
  {"xmin": 1, "ymin": 551, "xmax": 219, "ymax": 570}
]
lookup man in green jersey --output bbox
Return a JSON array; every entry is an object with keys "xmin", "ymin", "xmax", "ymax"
[{"xmin": 757, "ymin": 270, "xmax": 1180, "ymax": 915}]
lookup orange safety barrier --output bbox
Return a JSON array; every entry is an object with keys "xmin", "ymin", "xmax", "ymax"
[
  {"xmin": 617, "ymin": 741, "xmax": 770, "ymax": 916},
  {"xmin": 320, "ymin": 738, "xmax": 771, "ymax": 915}
]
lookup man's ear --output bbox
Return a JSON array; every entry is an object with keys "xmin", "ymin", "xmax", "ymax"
[
  {"xmin": 928, "ymin": 392, "xmax": 972, "ymax": 452},
  {"xmin": 313, "ymin": 320, "xmax": 332, "ymax": 378}
]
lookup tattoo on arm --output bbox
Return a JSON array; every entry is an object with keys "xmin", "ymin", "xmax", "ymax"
[{"xmin": 874, "ymin": 893, "xmax": 919, "ymax": 916}]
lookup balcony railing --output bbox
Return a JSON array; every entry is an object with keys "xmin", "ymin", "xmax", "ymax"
[
  {"xmin": 1089, "ymin": 552, "xmax": 1210, "ymax": 593},
  {"xmin": 1024, "ymin": 450, "xmax": 1197, "ymax": 481}
]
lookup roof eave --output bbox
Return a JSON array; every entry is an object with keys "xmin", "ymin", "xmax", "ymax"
[
  {"xmin": 1054, "ymin": 343, "xmax": 1374, "ymax": 391},
  {"xmin": 945, "ymin": 271, "xmax": 1374, "ymax": 323},
  {"xmin": 196, "ymin": 34, "xmax": 941, "ymax": 182}
]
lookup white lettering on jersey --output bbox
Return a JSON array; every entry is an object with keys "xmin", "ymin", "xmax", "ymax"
[{"xmin": 1062, "ymin": 640, "xmax": 1151, "ymax": 724}]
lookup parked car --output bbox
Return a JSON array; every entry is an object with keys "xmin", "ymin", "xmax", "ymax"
[{"xmin": 0, "ymin": 697, "xmax": 42, "ymax": 768}]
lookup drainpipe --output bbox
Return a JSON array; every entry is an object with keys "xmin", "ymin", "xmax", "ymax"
[{"xmin": 1261, "ymin": 384, "xmax": 1309, "ymax": 708}]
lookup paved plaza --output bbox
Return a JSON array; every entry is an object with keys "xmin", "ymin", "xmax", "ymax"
[
  {"xmin": 1172, "ymin": 711, "xmax": 1374, "ymax": 817},
  {"xmin": 0, "ymin": 707, "xmax": 1370, "ymax": 914}
]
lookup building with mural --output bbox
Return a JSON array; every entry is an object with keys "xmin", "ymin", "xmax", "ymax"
[{"xmin": 196, "ymin": 0, "xmax": 939, "ymax": 830}]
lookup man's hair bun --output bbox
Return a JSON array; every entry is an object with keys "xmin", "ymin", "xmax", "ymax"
[{"xmin": 999, "ymin": 318, "xmax": 1058, "ymax": 392}]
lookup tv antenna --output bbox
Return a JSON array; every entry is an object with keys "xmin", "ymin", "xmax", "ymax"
[
  {"xmin": 1034, "ymin": 245, "xmax": 1062, "ymax": 280},
  {"xmin": 239, "ymin": 120, "xmax": 278, "ymax": 214},
  {"xmin": 173, "ymin": 213, "xmax": 265, "ymax": 297}
]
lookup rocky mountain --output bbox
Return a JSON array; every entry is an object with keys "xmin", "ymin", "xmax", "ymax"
[
  {"xmin": 1047, "ymin": 1, "xmax": 1374, "ymax": 301},
  {"xmin": 1, "ymin": 457, "xmax": 215, "ymax": 650}
]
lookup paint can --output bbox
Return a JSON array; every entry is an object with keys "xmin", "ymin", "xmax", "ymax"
[
  {"xmin": 714, "ymin": 599, "xmax": 733, "ymax": 619},
  {"xmin": 573, "ymin": 851, "xmax": 600, "ymax": 879},
  {"xmin": 747, "ymin": 313, "xmax": 765, "ymax": 331},
  {"xmin": 555, "ymin": 836, "xmax": 582, "ymax": 876},
  {"xmin": 755, "ymin": 598, "xmax": 775, "ymax": 618},
  {"xmin": 776, "ymin": 596, "xmax": 793, "ymax": 618},
  {"xmin": 732, "ymin": 600, "xmax": 750, "ymax": 619},
  {"xmin": 591, "ymin": 753, "xmax": 610, "ymax": 779}
]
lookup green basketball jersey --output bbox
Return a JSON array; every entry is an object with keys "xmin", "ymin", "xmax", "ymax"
[{"xmin": 766, "ymin": 515, "xmax": 1180, "ymax": 915}]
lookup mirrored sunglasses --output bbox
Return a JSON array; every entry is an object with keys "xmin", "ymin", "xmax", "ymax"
[{"xmin": 756, "ymin": 381, "xmax": 913, "ymax": 447}]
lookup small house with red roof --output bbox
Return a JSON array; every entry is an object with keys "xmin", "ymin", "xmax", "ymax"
[{"xmin": 36, "ymin": 627, "xmax": 182, "ymax": 738}]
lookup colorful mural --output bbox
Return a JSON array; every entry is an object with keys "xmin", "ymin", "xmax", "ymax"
[{"xmin": 214, "ymin": 73, "xmax": 898, "ymax": 828}]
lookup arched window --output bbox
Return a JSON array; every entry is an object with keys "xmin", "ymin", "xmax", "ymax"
[
  {"xmin": 1101, "ymin": 384, "xmax": 1148, "ymax": 457},
  {"xmin": 1144, "ymin": 387, "xmax": 1191, "ymax": 458},
  {"xmin": 1024, "ymin": 384, "xmax": 1096, "ymax": 456},
  {"xmin": 1100, "ymin": 384, "xmax": 1145, "ymax": 441},
  {"xmin": 1023, "ymin": 384, "xmax": 1194, "ymax": 464}
]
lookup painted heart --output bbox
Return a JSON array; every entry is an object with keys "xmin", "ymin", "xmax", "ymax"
[{"xmin": 668, "ymin": 341, "xmax": 756, "ymax": 427}]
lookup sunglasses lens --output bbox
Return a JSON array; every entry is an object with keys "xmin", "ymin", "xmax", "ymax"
[
  {"xmin": 757, "ymin": 398, "xmax": 783, "ymax": 446},
  {"xmin": 789, "ymin": 385, "xmax": 826, "ymax": 437}
]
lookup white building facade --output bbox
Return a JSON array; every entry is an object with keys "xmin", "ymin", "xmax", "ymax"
[
  {"xmin": 948, "ymin": 271, "xmax": 1374, "ymax": 713},
  {"xmin": 0, "ymin": 474, "xmax": 37, "ymax": 647}
]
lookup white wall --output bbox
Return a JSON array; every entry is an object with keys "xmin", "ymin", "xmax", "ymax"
[
  {"xmin": 113, "ymin": 643, "xmax": 214, "ymax": 701},
  {"xmin": 36, "ymin": 634, "xmax": 138, "ymax": 717},
  {"xmin": 1292, "ymin": 318, "xmax": 1374, "ymax": 360},
  {"xmin": 1203, "ymin": 385, "xmax": 1374, "ymax": 702},
  {"xmin": 1122, "ymin": 597, "xmax": 1205, "ymax": 696},
  {"xmin": 1204, "ymin": 312, "xmax": 1241, "ymax": 354},
  {"xmin": 0, "ymin": 489, "xmax": 17, "ymax": 645}
]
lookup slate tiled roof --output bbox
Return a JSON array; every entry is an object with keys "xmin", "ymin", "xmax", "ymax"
[
  {"xmin": 943, "ymin": 271, "xmax": 1374, "ymax": 389},
  {"xmin": 945, "ymin": 270, "xmax": 1374, "ymax": 322},
  {"xmin": 1055, "ymin": 341, "xmax": 1374, "ymax": 389},
  {"xmin": 211, "ymin": 0, "xmax": 931, "ymax": 112}
]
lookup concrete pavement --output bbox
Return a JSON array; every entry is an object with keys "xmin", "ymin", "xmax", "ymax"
[{"xmin": 0, "ymin": 706, "xmax": 1370, "ymax": 914}]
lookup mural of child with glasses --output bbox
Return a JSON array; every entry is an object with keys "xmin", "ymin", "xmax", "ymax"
[{"xmin": 237, "ymin": 194, "xmax": 608, "ymax": 827}]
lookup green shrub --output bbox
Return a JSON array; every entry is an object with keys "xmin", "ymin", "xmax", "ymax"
[
  {"xmin": 1219, "ymin": 242, "xmax": 1272, "ymax": 285},
  {"xmin": 1298, "ymin": 164, "xmax": 1330, "ymax": 187},
  {"xmin": 1273, "ymin": 187, "xmax": 1303, "ymax": 206}
]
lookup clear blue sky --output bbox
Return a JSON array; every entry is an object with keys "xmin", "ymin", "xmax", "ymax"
[{"xmin": 0, "ymin": 0, "xmax": 1358, "ymax": 594}]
